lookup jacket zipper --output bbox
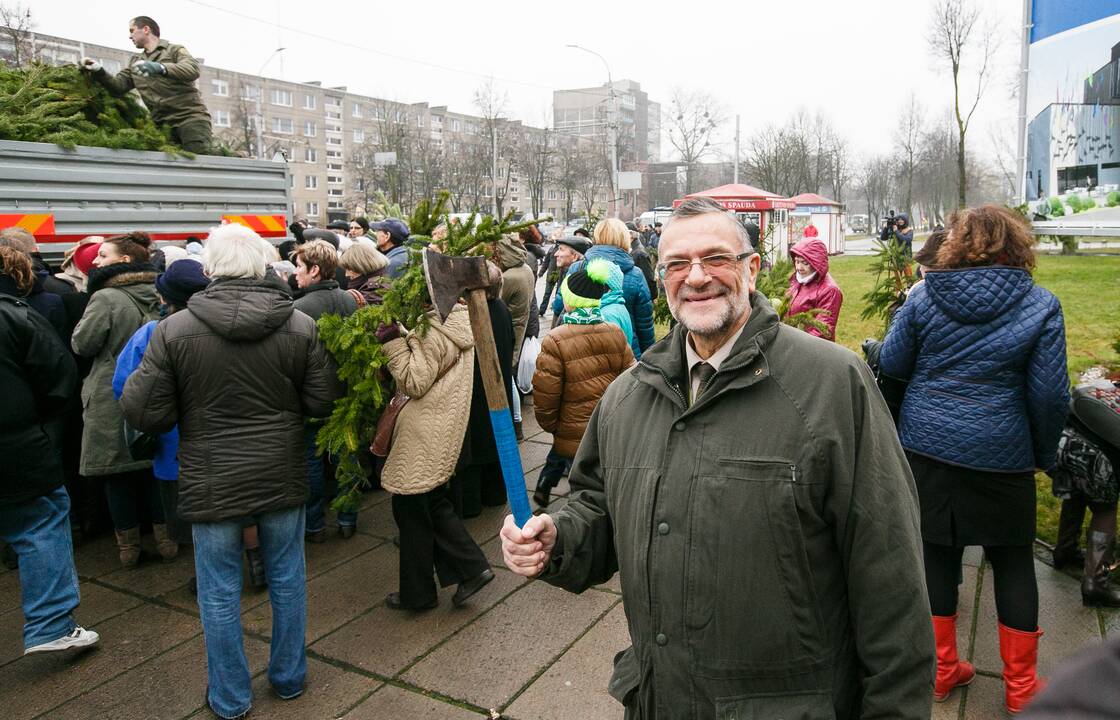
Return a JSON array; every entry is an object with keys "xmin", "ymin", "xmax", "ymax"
[{"xmin": 640, "ymin": 361, "xmax": 687, "ymax": 410}]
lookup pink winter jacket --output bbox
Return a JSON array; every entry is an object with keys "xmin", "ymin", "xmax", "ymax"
[{"xmin": 786, "ymin": 238, "xmax": 843, "ymax": 340}]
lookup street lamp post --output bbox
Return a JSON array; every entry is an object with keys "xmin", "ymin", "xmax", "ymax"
[
  {"xmin": 254, "ymin": 48, "xmax": 285, "ymax": 159},
  {"xmin": 566, "ymin": 44, "xmax": 618, "ymax": 218}
]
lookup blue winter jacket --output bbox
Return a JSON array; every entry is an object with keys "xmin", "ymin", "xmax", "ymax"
[
  {"xmin": 879, "ymin": 266, "xmax": 1069, "ymax": 472},
  {"xmin": 599, "ymin": 261, "xmax": 637, "ymax": 357},
  {"xmin": 112, "ymin": 321, "xmax": 179, "ymax": 481},
  {"xmin": 553, "ymin": 245, "xmax": 654, "ymax": 355}
]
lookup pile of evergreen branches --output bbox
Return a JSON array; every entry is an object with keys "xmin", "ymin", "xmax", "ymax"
[
  {"xmin": 0, "ymin": 63, "xmax": 181, "ymax": 152},
  {"xmin": 860, "ymin": 239, "xmax": 915, "ymax": 336},
  {"xmin": 316, "ymin": 192, "xmax": 539, "ymax": 513}
]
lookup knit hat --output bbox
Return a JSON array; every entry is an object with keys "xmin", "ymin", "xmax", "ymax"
[
  {"xmin": 156, "ymin": 257, "xmax": 209, "ymax": 307},
  {"xmin": 560, "ymin": 258, "xmax": 612, "ymax": 309},
  {"xmin": 72, "ymin": 242, "xmax": 102, "ymax": 276}
]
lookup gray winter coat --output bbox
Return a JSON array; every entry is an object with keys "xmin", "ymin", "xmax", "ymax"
[
  {"xmin": 541, "ymin": 292, "xmax": 934, "ymax": 720},
  {"xmin": 71, "ymin": 262, "xmax": 160, "ymax": 476},
  {"xmin": 120, "ymin": 276, "xmax": 340, "ymax": 522},
  {"xmin": 293, "ymin": 280, "xmax": 357, "ymax": 322}
]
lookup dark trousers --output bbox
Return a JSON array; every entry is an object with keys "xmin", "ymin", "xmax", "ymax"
[
  {"xmin": 391, "ymin": 483, "xmax": 490, "ymax": 607},
  {"xmin": 172, "ymin": 120, "xmax": 213, "ymax": 154},
  {"xmin": 924, "ymin": 542, "xmax": 1038, "ymax": 631},
  {"xmin": 452, "ymin": 461, "xmax": 506, "ymax": 520},
  {"xmin": 103, "ymin": 470, "xmax": 164, "ymax": 532},
  {"xmin": 536, "ymin": 449, "xmax": 571, "ymax": 492},
  {"xmin": 157, "ymin": 481, "xmax": 192, "ymax": 545}
]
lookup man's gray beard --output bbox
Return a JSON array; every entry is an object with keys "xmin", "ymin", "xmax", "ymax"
[{"xmin": 670, "ymin": 287, "xmax": 752, "ymax": 339}]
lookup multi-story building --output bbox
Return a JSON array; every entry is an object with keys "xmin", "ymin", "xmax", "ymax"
[
  {"xmin": 553, "ymin": 79, "xmax": 661, "ymax": 165},
  {"xmin": 3, "ymin": 29, "xmax": 617, "ymax": 225}
]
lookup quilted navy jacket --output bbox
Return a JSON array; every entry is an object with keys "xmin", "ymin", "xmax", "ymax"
[{"xmin": 879, "ymin": 266, "xmax": 1069, "ymax": 472}]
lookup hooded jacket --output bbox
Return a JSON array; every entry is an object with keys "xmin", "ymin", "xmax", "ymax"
[
  {"xmin": 293, "ymin": 279, "xmax": 357, "ymax": 321},
  {"xmin": 381, "ymin": 306, "xmax": 476, "ymax": 495},
  {"xmin": 71, "ymin": 261, "xmax": 160, "ymax": 476},
  {"xmin": 0, "ymin": 293, "xmax": 77, "ymax": 508},
  {"xmin": 599, "ymin": 261, "xmax": 637, "ymax": 357},
  {"xmin": 786, "ymin": 238, "xmax": 843, "ymax": 341},
  {"xmin": 532, "ymin": 319, "xmax": 634, "ymax": 458},
  {"xmin": 555, "ymin": 245, "xmax": 654, "ymax": 356},
  {"xmin": 879, "ymin": 266, "xmax": 1069, "ymax": 472},
  {"xmin": 0, "ymin": 270, "xmax": 67, "ymax": 341},
  {"xmin": 496, "ymin": 236, "xmax": 535, "ymax": 365},
  {"xmin": 119, "ymin": 275, "xmax": 340, "ymax": 522},
  {"xmin": 541, "ymin": 292, "xmax": 933, "ymax": 719}
]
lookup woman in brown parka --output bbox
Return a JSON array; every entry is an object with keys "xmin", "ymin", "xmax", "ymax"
[{"xmin": 531, "ymin": 259, "xmax": 635, "ymax": 507}]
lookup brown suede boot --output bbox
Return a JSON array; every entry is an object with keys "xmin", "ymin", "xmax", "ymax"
[
  {"xmin": 151, "ymin": 524, "xmax": 179, "ymax": 562},
  {"xmin": 115, "ymin": 527, "xmax": 141, "ymax": 568}
]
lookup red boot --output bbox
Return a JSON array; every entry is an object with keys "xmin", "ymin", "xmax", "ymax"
[
  {"xmin": 932, "ymin": 614, "xmax": 975, "ymax": 701},
  {"xmin": 999, "ymin": 623, "xmax": 1045, "ymax": 714}
]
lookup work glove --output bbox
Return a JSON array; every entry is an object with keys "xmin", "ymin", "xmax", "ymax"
[
  {"xmin": 79, "ymin": 57, "xmax": 103, "ymax": 72},
  {"xmin": 134, "ymin": 60, "xmax": 166, "ymax": 77},
  {"xmin": 374, "ymin": 322, "xmax": 402, "ymax": 344}
]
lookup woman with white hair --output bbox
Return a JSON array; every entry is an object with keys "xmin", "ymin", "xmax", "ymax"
[{"xmin": 121, "ymin": 223, "xmax": 340, "ymax": 719}]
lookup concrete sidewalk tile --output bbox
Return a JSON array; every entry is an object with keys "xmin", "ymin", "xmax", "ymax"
[
  {"xmin": 464, "ymin": 505, "xmax": 509, "ymax": 546},
  {"xmin": 971, "ymin": 559, "xmax": 1101, "ymax": 676},
  {"xmin": 44, "ymin": 635, "xmax": 269, "ymax": 720},
  {"xmin": 959, "ymin": 673, "xmax": 1005, "ymax": 720},
  {"xmin": 243, "ymin": 543, "xmax": 397, "ymax": 644},
  {"xmin": 358, "ymin": 499, "xmax": 396, "ymax": 541},
  {"xmin": 243, "ymin": 656, "xmax": 377, "ymax": 719},
  {"xmin": 312, "ymin": 568, "xmax": 526, "ymax": 677},
  {"xmin": 931, "ymin": 686, "xmax": 963, "ymax": 720},
  {"xmin": 0, "ymin": 603, "xmax": 200, "ymax": 720},
  {"xmin": 1101, "ymin": 607, "xmax": 1120, "ymax": 637},
  {"xmin": 100, "ymin": 553, "xmax": 198, "ymax": 598},
  {"xmin": 73, "ymin": 534, "xmax": 123, "ymax": 580},
  {"xmin": 506, "ymin": 602, "xmax": 628, "ymax": 720},
  {"xmin": 303, "ymin": 531, "xmax": 383, "ymax": 577},
  {"xmin": 401, "ymin": 580, "xmax": 617, "ymax": 709},
  {"xmin": 0, "ymin": 568, "xmax": 19, "ymax": 615},
  {"xmin": 519, "ymin": 442, "xmax": 553, "ymax": 478},
  {"xmin": 957, "ymin": 565, "xmax": 979, "ymax": 660},
  {"xmin": 0, "ymin": 582, "xmax": 145, "ymax": 668},
  {"xmin": 343, "ymin": 684, "xmax": 485, "ymax": 719},
  {"xmin": 358, "ymin": 487, "xmax": 392, "ymax": 512}
]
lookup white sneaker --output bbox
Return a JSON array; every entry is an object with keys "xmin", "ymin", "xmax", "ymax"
[{"xmin": 24, "ymin": 626, "xmax": 100, "ymax": 655}]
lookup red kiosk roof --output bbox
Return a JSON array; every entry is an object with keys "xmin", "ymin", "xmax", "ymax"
[
  {"xmin": 790, "ymin": 192, "xmax": 842, "ymax": 207},
  {"xmin": 674, "ymin": 183, "xmax": 795, "ymax": 211}
]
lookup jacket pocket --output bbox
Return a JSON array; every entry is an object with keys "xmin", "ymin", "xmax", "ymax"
[
  {"xmin": 715, "ymin": 691, "xmax": 835, "ymax": 720},
  {"xmin": 685, "ymin": 459, "xmax": 826, "ymax": 678},
  {"xmin": 607, "ymin": 646, "xmax": 642, "ymax": 707}
]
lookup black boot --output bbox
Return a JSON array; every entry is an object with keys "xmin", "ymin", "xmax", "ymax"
[
  {"xmin": 245, "ymin": 547, "xmax": 268, "ymax": 592},
  {"xmin": 1082, "ymin": 530, "xmax": 1120, "ymax": 607},
  {"xmin": 532, "ymin": 477, "xmax": 554, "ymax": 508},
  {"xmin": 1052, "ymin": 497, "xmax": 1087, "ymax": 570}
]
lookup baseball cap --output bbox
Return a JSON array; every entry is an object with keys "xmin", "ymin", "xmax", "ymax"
[{"xmin": 369, "ymin": 218, "xmax": 410, "ymax": 245}]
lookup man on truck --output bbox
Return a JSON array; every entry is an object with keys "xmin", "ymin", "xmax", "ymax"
[{"xmin": 80, "ymin": 16, "xmax": 212, "ymax": 153}]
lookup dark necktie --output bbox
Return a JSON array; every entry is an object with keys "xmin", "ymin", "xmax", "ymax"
[{"xmin": 692, "ymin": 362, "xmax": 716, "ymax": 405}]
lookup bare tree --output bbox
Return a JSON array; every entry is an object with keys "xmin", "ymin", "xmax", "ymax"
[
  {"xmin": 929, "ymin": 0, "xmax": 997, "ymax": 208},
  {"xmin": 745, "ymin": 123, "xmax": 803, "ymax": 197},
  {"xmin": 894, "ymin": 94, "xmax": 924, "ymax": 218},
  {"xmin": 572, "ymin": 144, "xmax": 608, "ymax": 221},
  {"xmin": 554, "ymin": 136, "xmax": 584, "ymax": 221},
  {"xmin": 666, "ymin": 88, "xmax": 724, "ymax": 193},
  {"xmin": 986, "ymin": 121, "xmax": 1018, "ymax": 201},
  {"xmin": 0, "ymin": 3, "xmax": 35, "ymax": 67},
  {"xmin": 827, "ymin": 131, "xmax": 851, "ymax": 203},
  {"xmin": 474, "ymin": 79, "xmax": 517, "ymax": 216},
  {"xmin": 515, "ymin": 125, "xmax": 556, "ymax": 218},
  {"xmin": 857, "ymin": 156, "xmax": 896, "ymax": 233},
  {"xmin": 443, "ymin": 138, "xmax": 490, "ymax": 212}
]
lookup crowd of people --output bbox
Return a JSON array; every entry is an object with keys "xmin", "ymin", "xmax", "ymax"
[{"xmin": 3, "ymin": 195, "xmax": 1119, "ymax": 719}]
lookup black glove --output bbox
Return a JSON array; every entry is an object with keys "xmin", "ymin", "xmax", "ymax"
[{"xmin": 375, "ymin": 322, "xmax": 401, "ymax": 344}]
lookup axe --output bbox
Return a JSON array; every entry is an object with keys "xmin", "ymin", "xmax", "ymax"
[{"xmin": 422, "ymin": 247, "xmax": 533, "ymax": 527}]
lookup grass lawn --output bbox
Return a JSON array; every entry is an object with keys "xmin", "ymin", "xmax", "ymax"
[{"xmin": 657, "ymin": 252, "xmax": 1119, "ymax": 546}]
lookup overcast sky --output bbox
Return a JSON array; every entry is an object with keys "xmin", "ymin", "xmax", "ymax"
[{"xmin": 30, "ymin": 0, "xmax": 1025, "ymax": 164}]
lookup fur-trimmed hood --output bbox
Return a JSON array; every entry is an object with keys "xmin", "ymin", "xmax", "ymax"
[{"xmin": 86, "ymin": 261, "xmax": 158, "ymax": 296}]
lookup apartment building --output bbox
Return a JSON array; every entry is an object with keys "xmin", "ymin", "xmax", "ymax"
[
  {"xmin": 2, "ymin": 29, "xmax": 628, "ymax": 224},
  {"xmin": 553, "ymin": 79, "xmax": 661, "ymax": 165}
]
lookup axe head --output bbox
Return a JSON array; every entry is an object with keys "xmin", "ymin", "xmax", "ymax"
[{"xmin": 423, "ymin": 247, "xmax": 489, "ymax": 322}]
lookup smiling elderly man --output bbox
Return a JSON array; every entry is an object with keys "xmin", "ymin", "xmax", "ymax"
[{"xmin": 501, "ymin": 196, "xmax": 934, "ymax": 719}]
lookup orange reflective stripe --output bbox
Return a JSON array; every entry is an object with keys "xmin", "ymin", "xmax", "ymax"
[
  {"xmin": 0, "ymin": 214, "xmax": 55, "ymax": 236},
  {"xmin": 258, "ymin": 215, "xmax": 285, "ymax": 233}
]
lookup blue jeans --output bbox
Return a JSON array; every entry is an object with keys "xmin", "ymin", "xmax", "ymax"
[
  {"xmin": 0, "ymin": 487, "xmax": 81, "ymax": 650},
  {"xmin": 304, "ymin": 427, "xmax": 356, "ymax": 532},
  {"xmin": 193, "ymin": 507, "xmax": 307, "ymax": 718},
  {"xmin": 536, "ymin": 448, "xmax": 572, "ymax": 492}
]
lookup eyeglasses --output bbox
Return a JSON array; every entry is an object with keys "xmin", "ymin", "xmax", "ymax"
[{"xmin": 657, "ymin": 252, "xmax": 752, "ymax": 278}]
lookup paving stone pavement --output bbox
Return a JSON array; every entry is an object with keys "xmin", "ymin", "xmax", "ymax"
[{"xmin": 1, "ymin": 396, "xmax": 1116, "ymax": 719}]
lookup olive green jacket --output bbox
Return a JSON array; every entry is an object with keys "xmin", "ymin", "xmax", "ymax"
[
  {"xmin": 94, "ymin": 39, "xmax": 211, "ymax": 127},
  {"xmin": 71, "ymin": 263, "xmax": 160, "ymax": 476},
  {"xmin": 541, "ymin": 293, "xmax": 934, "ymax": 720}
]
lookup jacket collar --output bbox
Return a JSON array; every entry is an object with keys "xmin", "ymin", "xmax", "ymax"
[
  {"xmin": 635, "ymin": 291, "xmax": 780, "ymax": 414},
  {"xmin": 301, "ymin": 280, "xmax": 339, "ymax": 294},
  {"xmin": 86, "ymin": 261, "xmax": 157, "ymax": 296}
]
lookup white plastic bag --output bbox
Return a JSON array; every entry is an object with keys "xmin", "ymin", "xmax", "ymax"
[{"xmin": 517, "ymin": 335, "xmax": 541, "ymax": 394}]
